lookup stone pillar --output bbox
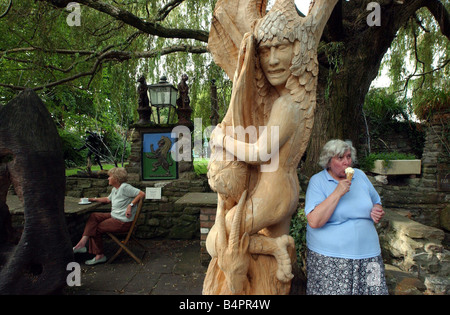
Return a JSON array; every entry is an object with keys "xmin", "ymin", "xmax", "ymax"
[{"xmin": 421, "ymin": 123, "xmax": 450, "ymax": 228}]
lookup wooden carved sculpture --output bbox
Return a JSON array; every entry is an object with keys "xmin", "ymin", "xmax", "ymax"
[
  {"xmin": 204, "ymin": 0, "xmax": 339, "ymax": 294},
  {"xmin": 0, "ymin": 89, "xmax": 72, "ymax": 294},
  {"xmin": 216, "ymin": 191, "xmax": 250, "ymax": 294}
]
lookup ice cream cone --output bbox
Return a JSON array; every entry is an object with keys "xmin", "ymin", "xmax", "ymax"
[{"xmin": 345, "ymin": 167, "xmax": 354, "ymax": 181}]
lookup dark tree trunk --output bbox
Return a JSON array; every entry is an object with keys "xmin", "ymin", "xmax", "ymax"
[
  {"xmin": 301, "ymin": 0, "xmax": 445, "ymax": 177},
  {"xmin": 0, "ymin": 89, "xmax": 73, "ymax": 294}
]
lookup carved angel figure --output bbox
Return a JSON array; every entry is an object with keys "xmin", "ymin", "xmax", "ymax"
[{"xmin": 204, "ymin": 0, "xmax": 339, "ymax": 295}]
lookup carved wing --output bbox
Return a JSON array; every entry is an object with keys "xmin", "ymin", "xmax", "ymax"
[
  {"xmin": 208, "ymin": 0, "xmax": 267, "ymax": 80},
  {"xmin": 285, "ymin": 0, "xmax": 339, "ymax": 165}
]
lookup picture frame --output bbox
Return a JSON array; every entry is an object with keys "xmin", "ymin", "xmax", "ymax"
[{"xmin": 141, "ymin": 132, "xmax": 177, "ymax": 180}]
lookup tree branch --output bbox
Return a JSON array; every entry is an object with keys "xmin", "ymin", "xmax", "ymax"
[
  {"xmin": 0, "ymin": 44, "xmax": 208, "ymax": 91},
  {"xmin": 1, "ymin": 47, "xmax": 94, "ymax": 56},
  {"xmin": 394, "ymin": 58, "xmax": 450, "ymax": 94},
  {"xmin": 156, "ymin": 0, "xmax": 184, "ymax": 22},
  {"xmin": 425, "ymin": 0, "xmax": 450, "ymax": 40},
  {"xmin": 40, "ymin": 0, "xmax": 209, "ymax": 42},
  {"xmin": 326, "ymin": 0, "xmax": 344, "ymax": 41},
  {"xmin": 0, "ymin": 0, "xmax": 12, "ymax": 18}
]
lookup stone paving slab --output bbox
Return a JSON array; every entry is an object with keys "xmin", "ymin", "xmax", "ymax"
[
  {"xmin": 64, "ymin": 239, "xmax": 206, "ymax": 295},
  {"xmin": 175, "ymin": 192, "xmax": 217, "ymax": 206}
]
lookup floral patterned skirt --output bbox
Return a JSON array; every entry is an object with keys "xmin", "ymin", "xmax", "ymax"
[{"xmin": 306, "ymin": 249, "xmax": 389, "ymax": 295}]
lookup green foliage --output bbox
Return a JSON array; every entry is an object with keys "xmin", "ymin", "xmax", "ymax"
[
  {"xmin": 359, "ymin": 151, "xmax": 416, "ymax": 172},
  {"xmin": 362, "ymin": 87, "xmax": 425, "ymax": 159},
  {"xmin": 58, "ymin": 127, "xmax": 130, "ymax": 169},
  {"xmin": 364, "ymin": 88, "xmax": 410, "ymax": 122},
  {"xmin": 289, "ymin": 208, "xmax": 308, "ymax": 270},
  {"xmin": 0, "ymin": 0, "xmax": 142, "ymax": 167},
  {"xmin": 193, "ymin": 158, "xmax": 209, "ymax": 175},
  {"xmin": 0, "ymin": 0, "xmax": 232, "ymax": 168},
  {"xmin": 413, "ymin": 86, "xmax": 450, "ymax": 120},
  {"xmin": 380, "ymin": 5, "xmax": 450, "ymax": 105},
  {"xmin": 58, "ymin": 129, "xmax": 85, "ymax": 168},
  {"xmin": 66, "ymin": 163, "xmax": 123, "ymax": 177}
]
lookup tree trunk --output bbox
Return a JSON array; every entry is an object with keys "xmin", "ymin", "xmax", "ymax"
[
  {"xmin": 303, "ymin": 52, "xmax": 380, "ymax": 176},
  {"xmin": 301, "ymin": 0, "xmax": 436, "ymax": 177},
  {"xmin": 0, "ymin": 89, "xmax": 73, "ymax": 294}
]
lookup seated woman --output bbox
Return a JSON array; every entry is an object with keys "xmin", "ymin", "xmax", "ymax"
[
  {"xmin": 73, "ymin": 167, "xmax": 145, "ymax": 265},
  {"xmin": 305, "ymin": 139, "xmax": 388, "ymax": 295}
]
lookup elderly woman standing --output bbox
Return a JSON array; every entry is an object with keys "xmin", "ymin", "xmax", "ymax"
[
  {"xmin": 73, "ymin": 167, "xmax": 145, "ymax": 265},
  {"xmin": 304, "ymin": 139, "xmax": 388, "ymax": 295}
]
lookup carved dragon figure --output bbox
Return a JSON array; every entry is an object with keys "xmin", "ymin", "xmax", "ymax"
[
  {"xmin": 216, "ymin": 191, "xmax": 250, "ymax": 294},
  {"xmin": 215, "ymin": 190, "xmax": 296, "ymax": 294}
]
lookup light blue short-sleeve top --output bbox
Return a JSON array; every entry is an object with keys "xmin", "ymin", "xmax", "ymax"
[{"xmin": 304, "ymin": 168, "xmax": 382, "ymax": 259}]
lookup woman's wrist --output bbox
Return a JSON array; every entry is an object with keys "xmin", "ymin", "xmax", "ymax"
[{"xmin": 373, "ymin": 204, "xmax": 383, "ymax": 211}]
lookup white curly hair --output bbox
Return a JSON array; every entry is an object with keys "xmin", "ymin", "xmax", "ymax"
[{"xmin": 318, "ymin": 139, "xmax": 357, "ymax": 169}]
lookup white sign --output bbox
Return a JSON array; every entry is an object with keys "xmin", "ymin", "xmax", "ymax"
[{"xmin": 146, "ymin": 187, "xmax": 162, "ymax": 200}]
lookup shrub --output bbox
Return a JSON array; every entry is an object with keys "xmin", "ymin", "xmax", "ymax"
[
  {"xmin": 194, "ymin": 158, "xmax": 209, "ymax": 175},
  {"xmin": 364, "ymin": 88, "xmax": 409, "ymax": 122},
  {"xmin": 413, "ymin": 88, "xmax": 450, "ymax": 120},
  {"xmin": 289, "ymin": 209, "xmax": 308, "ymax": 271},
  {"xmin": 58, "ymin": 129, "xmax": 85, "ymax": 168}
]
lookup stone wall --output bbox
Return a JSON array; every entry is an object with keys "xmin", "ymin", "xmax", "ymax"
[
  {"xmin": 366, "ymin": 121, "xmax": 425, "ymax": 158},
  {"xmin": 373, "ymin": 123, "xmax": 449, "ymax": 230},
  {"xmin": 66, "ymin": 177, "xmax": 111, "ymax": 199},
  {"xmin": 176, "ymin": 192, "xmax": 218, "ymax": 266},
  {"xmin": 134, "ymin": 176, "xmax": 209, "ymax": 239},
  {"xmin": 371, "ymin": 122, "xmax": 450, "ymax": 294},
  {"xmin": 65, "ymin": 173, "xmax": 211, "ymax": 241},
  {"xmin": 377, "ymin": 209, "xmax": 449, "ymax": 294}
]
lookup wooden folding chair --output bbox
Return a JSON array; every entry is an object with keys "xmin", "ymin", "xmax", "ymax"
[{"xmin": 106, "ymin": 199, "xmax": 146, "ymax": 264}]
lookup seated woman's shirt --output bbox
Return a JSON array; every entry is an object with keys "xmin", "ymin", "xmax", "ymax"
[{"xmin": 108, "ymin": 183, "xmax": 141, "ymax": 222}]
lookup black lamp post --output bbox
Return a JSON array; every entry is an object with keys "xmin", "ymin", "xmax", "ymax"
[{"xmin": 148, "ymin": 76, "xmax": 178, "ymax": 124}]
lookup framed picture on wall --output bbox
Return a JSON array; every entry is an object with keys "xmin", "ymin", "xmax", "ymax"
[{"xmin": 142, "ymin": 132, "xmax": 177, "ymax": 180}]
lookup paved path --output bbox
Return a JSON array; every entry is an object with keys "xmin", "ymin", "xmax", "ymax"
[
  {"xmin": 64, "ymin": 239, "xmax": 207, "ymax": 295},
  {"xmin": 6, "ymin": 193, "xmax": 207, "ymax": 295}
]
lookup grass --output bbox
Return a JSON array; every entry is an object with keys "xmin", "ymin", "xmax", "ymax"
[
  {"xmin": 65, "ymin": 163, "xmax": 125, "ymax": 176},
  {"xmin": 65, "ymin": 159, "xmax": 209, "ymax": 176}
]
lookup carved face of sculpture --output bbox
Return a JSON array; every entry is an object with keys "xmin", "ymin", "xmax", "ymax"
[{"xmin": 258, "ymin": 38, "xmax": 295, "ymax": 90}]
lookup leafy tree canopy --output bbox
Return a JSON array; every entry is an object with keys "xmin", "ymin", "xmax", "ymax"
[
  {"xmin": 0, "ymin": 0, "xmax": 232, "ymax": 165},
  {"xmin": 372, "ymin": 2, "xmax": 449, "ymax": 120},
  {"xmin": 1, "ymin": 0, "xmax": 449, "ymax": 168}
]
